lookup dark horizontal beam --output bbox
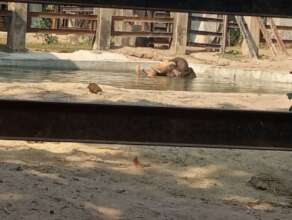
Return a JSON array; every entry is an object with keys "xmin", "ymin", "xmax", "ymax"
[
  {"xmin": 27, "ymin": 28, "xmax": 95, "ymax": 34},
  {"xmin": 111, "ymin": 31, "xmax": 172, "ymax": 37},
  {"xmin": 112, "ymin": 16, "xmax": 173, "ymax": 23},
  {"xmin": 2, "ymin": 0, "xmax": 292, "ymax": 17},
  {"xmin": 187, "ymin": 42, "xmax": 221, "ymax": 49},
  {"xmin": 190, "ymin": 16, "xmax": 223, "ymax": 23},
  {"xmin": 0, "ymin": 100, "xmax": 291, "ymax": 151},
  {"xmin": 28, "ymin": 12, "xmax": 97, "ymax": 20},
  {"xmin": 189, "ymin": 30, "xmax": 222, "ymax": 36}
]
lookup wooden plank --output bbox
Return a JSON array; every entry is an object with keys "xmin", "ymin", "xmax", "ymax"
[
  {"xmin": 189, "ymin": 30, "xmax": 222, "ymax": 36},
  {"xmin": 93, "ymin": 8, "xmax": 114, "ymax": 50},
  {"xmin": 112, "ymin": 16, "xmax": 173, "ymax": 23},
  {"xmin": 221, "ymin": 15, "xmax": 228, "ymax": 53},
  {"xmin": 265, "ymin": 25, "xmax": 292, "ymax": 31},
  {"xmin": 112, "ymin": 31, "xmax": 172, "ymax": 37},
  {"xmin": 241, "ymin": 17, "xmax": 260, "ymax": 56},
  {"xmin": 235, "ymin": 16, "xmax": 259, "ymax": 59},
  {"xmin": 7, "ymin": 3, "xmax": 27, "ymax": 52},
  {"xmin": 190, "ymin": 15, "xmax": 223, "ymax": 22},
  {"xmin": 28, "ymin": 12, "xmax": 97, "ymax": 20},
  {"xmin": 269, "ymin": 17, "xmax": 288, "ymax": 55},
  {"xmin": 27, "ymin": 27, "xmax": 96, "ymax": 34},
  {"xmin": 171, "ymin": 12, "xmax": 188, "ymax": 55},
  {"xmin": 187, "ymin": 42, "xmax": 221, "ymax": 48},
  {"xmin": 255, "ymin": 16, "xmax": 278, "ymax": 56}
]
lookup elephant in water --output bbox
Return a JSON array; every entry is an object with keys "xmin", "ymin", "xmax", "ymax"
[{"xmin": 137, "ymin": 57, "xmax": 196, "ymax": 79}]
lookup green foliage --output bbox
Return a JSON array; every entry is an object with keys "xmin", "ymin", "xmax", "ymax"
[
  {"xmin": 229, "ymin": 28, "xmax": 242, "ymax": 46},
  {"xmin": 228, "ymin": 16, "xmax": 242, "ymax": 46},
  {"xmin": 43, "ymin": 34, "xmax": 58, "ymax": 45},
  {"xmin": 33, "ymin": 18, "xmax": 58, "ymax": 45}
]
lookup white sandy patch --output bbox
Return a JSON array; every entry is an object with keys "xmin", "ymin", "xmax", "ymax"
[{"xmin": 0, "ymin": 50, "xmax": 130, "ymax": 61}]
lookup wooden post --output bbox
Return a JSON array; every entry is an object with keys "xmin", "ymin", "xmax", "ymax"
[
  {"xmin": 93, "ymin": 8, "xmax": 115, "ymax": 50},
  {"xmin": 7, "ymin": 2, "xmax": 27, "ymax": 52},
  {"xmin": 220, "ymin": 15, "xmax": 228, "ymax": 53},
  {"xmin": 122, "ymin": 9, "xmax": 133, "ymax": 47},
  {"xmin": 171, "ymin": 12, "xmax": 188, "ymax": 55},
  {"xmin": 241, "ymin": 16, "xmax": 260, "ymax": 57},
  {"xmin": 235, "ymin": 16, "xmax": 259, "ymax": 59}
]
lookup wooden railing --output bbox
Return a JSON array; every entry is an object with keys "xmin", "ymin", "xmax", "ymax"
[
  {"xmin": 111, "ymin": 15, "xmax": 174, "ymax": 42},
  {"xmin": 0, "ymin": 10, "xmax": 12, "ymax": 31},
  {"xmin": 27, "ymin": 12, "xmax": 97, "ymax": 34},
  {"xmin": 187, "ymin": 14, "xmax": 227, "ymax": 51}
]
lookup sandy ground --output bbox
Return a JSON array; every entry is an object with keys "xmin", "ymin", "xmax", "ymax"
[
  {"xmin": 0, "ymin": 82, "xmax": 291, "ymax": 219},
  {"xmin": 0, "ymin": 50, "xmax": 130, "ymax": 62},
  {"xmin": 0, "ymin": 82, "xmax": 290, "ymax": 111},
  {"xmin": 113, "ymin": 47, "xmax": 292, "ymax": 73}
]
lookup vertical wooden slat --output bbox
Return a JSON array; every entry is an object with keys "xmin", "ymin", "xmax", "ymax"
[{"xmin": 220, "ymin": 15, "xmax": 228, "ymax": 53}]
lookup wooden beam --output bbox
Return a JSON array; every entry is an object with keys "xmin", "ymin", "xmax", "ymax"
[
  {"xmin": 7, "ymin": 2, "xmax": 27, "ymax": 52},
  {"xmin": 3, "ymin": 0, "xmax": 292, "ymax": 18},
  {"xmin": 29, "ymin": 12, "xmax": 97, "ymax": 20},
  {"xmin": 112, "ymin": 31, "xmax": 172, "ymax": 38},
  {"xmin": 235, "ymin": 16, "xmax": 259, "ymax": 59},
  {"xmin": 93, "ymin": 8, "xmax": 114, "ymax": 50},
  {"xmin": 241, "ymin": 17, "xmax": 260, "ymax": 57},
  {"xmin": 221, "ymin": 15, "xmax": 228, "ymax": 53},
  {"xmin": 171, "ymin": 12, "xmax": 188, "ymax": 55}
]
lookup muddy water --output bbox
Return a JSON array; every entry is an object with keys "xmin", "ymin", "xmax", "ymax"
[{"xmin": 0, "ymin": 67, "xmax": 292, "ymax": 94}]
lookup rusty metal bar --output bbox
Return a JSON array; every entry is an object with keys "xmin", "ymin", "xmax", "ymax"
[
  {"xmin": 3, "ymin": 0, "xmax": 292, "ymax": 17},
  {"xmin": 0, "ymin": 100, "xmax": 291, "ymax": 151}
]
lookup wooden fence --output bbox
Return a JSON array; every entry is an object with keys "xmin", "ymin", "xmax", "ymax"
[
  {"xmin": 27, "ymin": 12, "xmax": 97, "ymax": 34},
  {"xmin": 0, "ymin": 10, "xmax": 12, "ymax": 31},
  {"xmin": 111, "ymin": 15, "xmax": 174, "ymax": 47}
]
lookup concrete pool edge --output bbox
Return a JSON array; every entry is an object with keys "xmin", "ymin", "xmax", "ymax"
[{"xmin": 0, "ymin": 58, "xmax": 292, "ymax": 84}]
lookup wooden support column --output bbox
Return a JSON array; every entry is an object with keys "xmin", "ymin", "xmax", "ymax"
[
  {"xmin": 93, "ymin": 8, "xmax": 115, "ymax": 50},
  {"xmin": 111, "ymin": 9, "xmax": 123, "ymax": 47},
  {"xmin": 122, "ymin": 9, "xmax": 133, "ymax": 47},
  {"xmin": 171, "ymin": 12, "xmax": 188, "ymax": 55},
  {"xmin": 241, "ymin": 16, "xmax": 260, "ymax": 56},
  {"xmin": 7, "ymin": 3, "xmax": 27, "ymax": 52},
  {"xmin": 220, "ymin": 15, "xmax": 228, "ymax": 53}
]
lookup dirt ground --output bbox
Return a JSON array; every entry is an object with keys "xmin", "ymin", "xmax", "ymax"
[
  {"xmin": 113, "ymin": 47, "xmax": 292, "ymax": 73},
  {"xmin": 0, "ymin": 82, "xmax": 291, "ymax": 219},
  {"xmin": 0, "ymin": 82, "xmax": 290, "ymax": 111}
]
